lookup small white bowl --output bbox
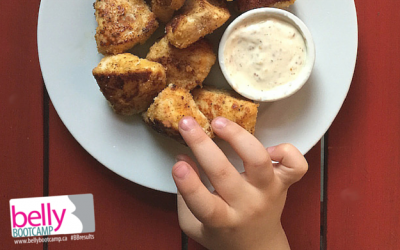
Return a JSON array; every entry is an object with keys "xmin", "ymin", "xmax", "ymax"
[{"xmin": 219, "ymin": 8, "xmax": 315, "ymax": 102}]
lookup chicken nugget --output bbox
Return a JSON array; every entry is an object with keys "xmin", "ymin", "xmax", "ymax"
[
  {"xmin": 146, "ymin": 37, "xmax": 216, "ymax": 90},
  {"xmin": 236, "ymin": 0, "xmax": 296, "ymax": 12},
  {"xmin": 151, "ymin": 0, "xmax": 186, "ymax": 23},
  {"xmin": 94, "ymin": 0, "xmax": 159, "ymax": 55},
  {"xmin": 192, "ymin": 86, "xmax": 259, "ymax": 134},
  {"xmin": 166, "ymin": 0, "xmax": 230, "ymax": 49},
  {"xmin": 143, "ymin": 84, "xmax": 213, "ymax": 143},
  {"xmin": 93, "ymin": 53, "xmax": 166, "ymax": 115}
]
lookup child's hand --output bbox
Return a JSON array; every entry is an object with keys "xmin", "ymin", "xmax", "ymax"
[{"xmin": 172, "ymin": 116, "xmax": 308, "ymax": 250}]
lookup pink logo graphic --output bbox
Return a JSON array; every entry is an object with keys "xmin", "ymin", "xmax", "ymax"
[
  {"xmin": 10, "ymin": 194, "xmax": 95, "ymax": 238},
  {"xmin": 11, "ymin": 203, "xmax": 66, "ymax": 232}
]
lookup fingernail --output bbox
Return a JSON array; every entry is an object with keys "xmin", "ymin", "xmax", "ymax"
[
  {"xmin": 179, "ymin": 117, "xmax": 196, "ymax": 131},
  {"xmin": 173, "ymin": 163, "xmax": 189, "ymax": 179},
  {"xmin": 175, "ymin": 155, "xmax": 182, "ymax": 162},
  {"xmin": 267, "ymin": 146, "xmax": 276, "ymax": 154},
  {"xmin": 175, "ymin": 154, "xmax": 186, "ymax": 162},
  {"xmin": 213, "ymin": 117, "xmax": 228, "ymax": 129}
]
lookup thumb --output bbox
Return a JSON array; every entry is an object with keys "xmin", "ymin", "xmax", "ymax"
[{"xmin": 267, "ymin": 143, "xmax": 308, "ymax": 187}]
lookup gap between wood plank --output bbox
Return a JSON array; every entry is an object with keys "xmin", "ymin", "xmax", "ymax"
[
  {"xmin": 43, "ymin": 83, "xmax": 49, "ymax": 197},
  {"xmin": 320, "ymin": 133, "xmax": 328, "ymax": 250},
  {"xmin": 43, "ymin": 82, "xmax": 49, "ymax": 250},
  {"xmin": 182, "ymin": 231, "xmax": 188, "ymax": 250}
]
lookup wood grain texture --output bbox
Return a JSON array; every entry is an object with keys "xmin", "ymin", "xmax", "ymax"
[
  {"xmin": 0, "ymin": 0, "xmax": 43, "ymax": 249},
  {"xmin": 326, "ymin": 0, "xmax": 400, "ymax": 249},
  {"xmin": 188, "ymin": 143, "xmax": 321, "ymax": 250},
  {"xmin": 48, "ymin": 104, "xmax": 181, "ymax": 249}
]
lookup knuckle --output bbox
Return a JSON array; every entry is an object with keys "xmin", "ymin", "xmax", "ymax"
[
  {"xmin": 297, "ymin": 160, "xmax": 309, "ymax": 176},
  {"xmin": 212, "ymin": 167, "xmax": 232, "ymax": 181},
  {"xmin": 246, "ymin": 154, "xmax": 270, "ymax": 169},
  {"xmin": 290, "ymin": 162, "xmax": 308, "ymax": 183},
  {"xmin": 201, "ymin": 201, "xmax": 233, "ymax": 228},
  {"xmin": 201, "ymin": 207, "xmax": 227, "ymax": 228},
  {"xmin": 244, "ymin": 202, "xmax": 265, "ymax": 219},
  {"xmin": 187, "ymin": 129, "xmax": 210, "ymax": 146},
  {"xmin": 281, "ymin": 143, "xmax": 296, "ymax": 154},
  {"xmin": 235, "ymin": 189, "xmax": 267, "ymax": 220},
  {"xmin": 201, "ymin": 206, "xmax": 217, "ymax": 222}
]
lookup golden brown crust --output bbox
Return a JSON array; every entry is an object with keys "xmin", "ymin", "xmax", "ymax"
[
  {"xmin": 94, "ymin": 0, "xmax": 159, "ymax": 55},
  {"xmin": 151, "ymin": 0, "xmax": 186, "ymax": 23},
  {"xmin": 236, "ymin": 0, "xmax": 296, "ymax": 12},
  {"xmin": 92, "ymin": 53, "xmax": 167, "ymax": 115},
  {"xmin": 165, "ymin": 0, "xmax": 230, "ymax": 49},
  {"xmin": 143, "ymin": 84, "xmax": 213, "ymax": 143},
  {"xmin": 192, "ymin": 86, "xmax": 259, "ymax": 134},
  {"xmin": 146, "ymin": 36, "xmax": 216, "ymax": 90}
]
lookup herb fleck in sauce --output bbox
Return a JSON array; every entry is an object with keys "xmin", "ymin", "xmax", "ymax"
[{"xmin": 224, "ymin": 17, "xmax": 306, "ymax": 91}]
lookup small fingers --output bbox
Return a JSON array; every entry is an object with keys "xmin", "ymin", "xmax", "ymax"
[
  {"xmin": 211, "ymin": 117, "xmax": 274, "ymax": 187},
  {"xmin": 267, "ymin": 143, "xmax": 308, "ymax": 186},
  {"xmin": 176, "ymin": 154, "xmax": 199, "ymax": 175},
  {"xmin": 179, "ymin": 116, "xmax": 245, "ymax": 202},
  {"xmin": 173, "ymin": 156, "xmax": 203, "ymax": 238},
  {"xmin": 172, "ymin": 160, "xmax": 233, "ymax": 227},
  {"xmin": 176, "ymin": 192, "xmax": 203, "ymax": 241}
]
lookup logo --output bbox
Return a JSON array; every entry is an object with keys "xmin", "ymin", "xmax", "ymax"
[{"xmin": 10, "ymin": 194, "xmax": 95, "ymax": 238}]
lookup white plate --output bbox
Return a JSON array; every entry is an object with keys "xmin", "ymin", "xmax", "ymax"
[{"xmin": 37, "ymin": 0, "xmax": 358, "ymax": 193}]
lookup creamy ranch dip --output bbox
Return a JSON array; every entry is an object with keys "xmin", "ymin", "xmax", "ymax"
[{"xmin": 223, "ymin": 17, "xmax": 306, "ymax": 91}]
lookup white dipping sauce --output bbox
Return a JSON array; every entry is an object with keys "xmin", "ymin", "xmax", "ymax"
[{"xmin": 223, "ymin": 17, "xmax": 306, "ymax": 91}]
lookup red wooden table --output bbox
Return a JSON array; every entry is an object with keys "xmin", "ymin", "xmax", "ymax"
[{"xmin": 1, "ymin": 0, "xmax": 399, "ymax": 249}]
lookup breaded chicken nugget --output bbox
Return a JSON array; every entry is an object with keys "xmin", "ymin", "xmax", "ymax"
[
  {"xmin": 151, "ymin": 0, "xmax": 186, "ymax": 23},
  {"xmin": 94, "ymin": 0, "xmax": 159, "ymax": 55},
  {"xmin": 192, "ymin": 86, "xmax": 259, "ymax": 134},
  {"xmin": 143, "ymin": 84, "xmax": 213, "ymax": 143},
  {"xmin": 146, "ymin": 37, "xmax": 216, "ymax": 90},
  {"xmin": 166, "ymin": 0, "xmax": 230, "ymax": 49},
  {"xmin": 236, "ymin": 0, "xmax": 296, "ymax": 12},
  {"xmin": 93, "ymin": 53, "xmax": 166, "ymax": 115}
]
